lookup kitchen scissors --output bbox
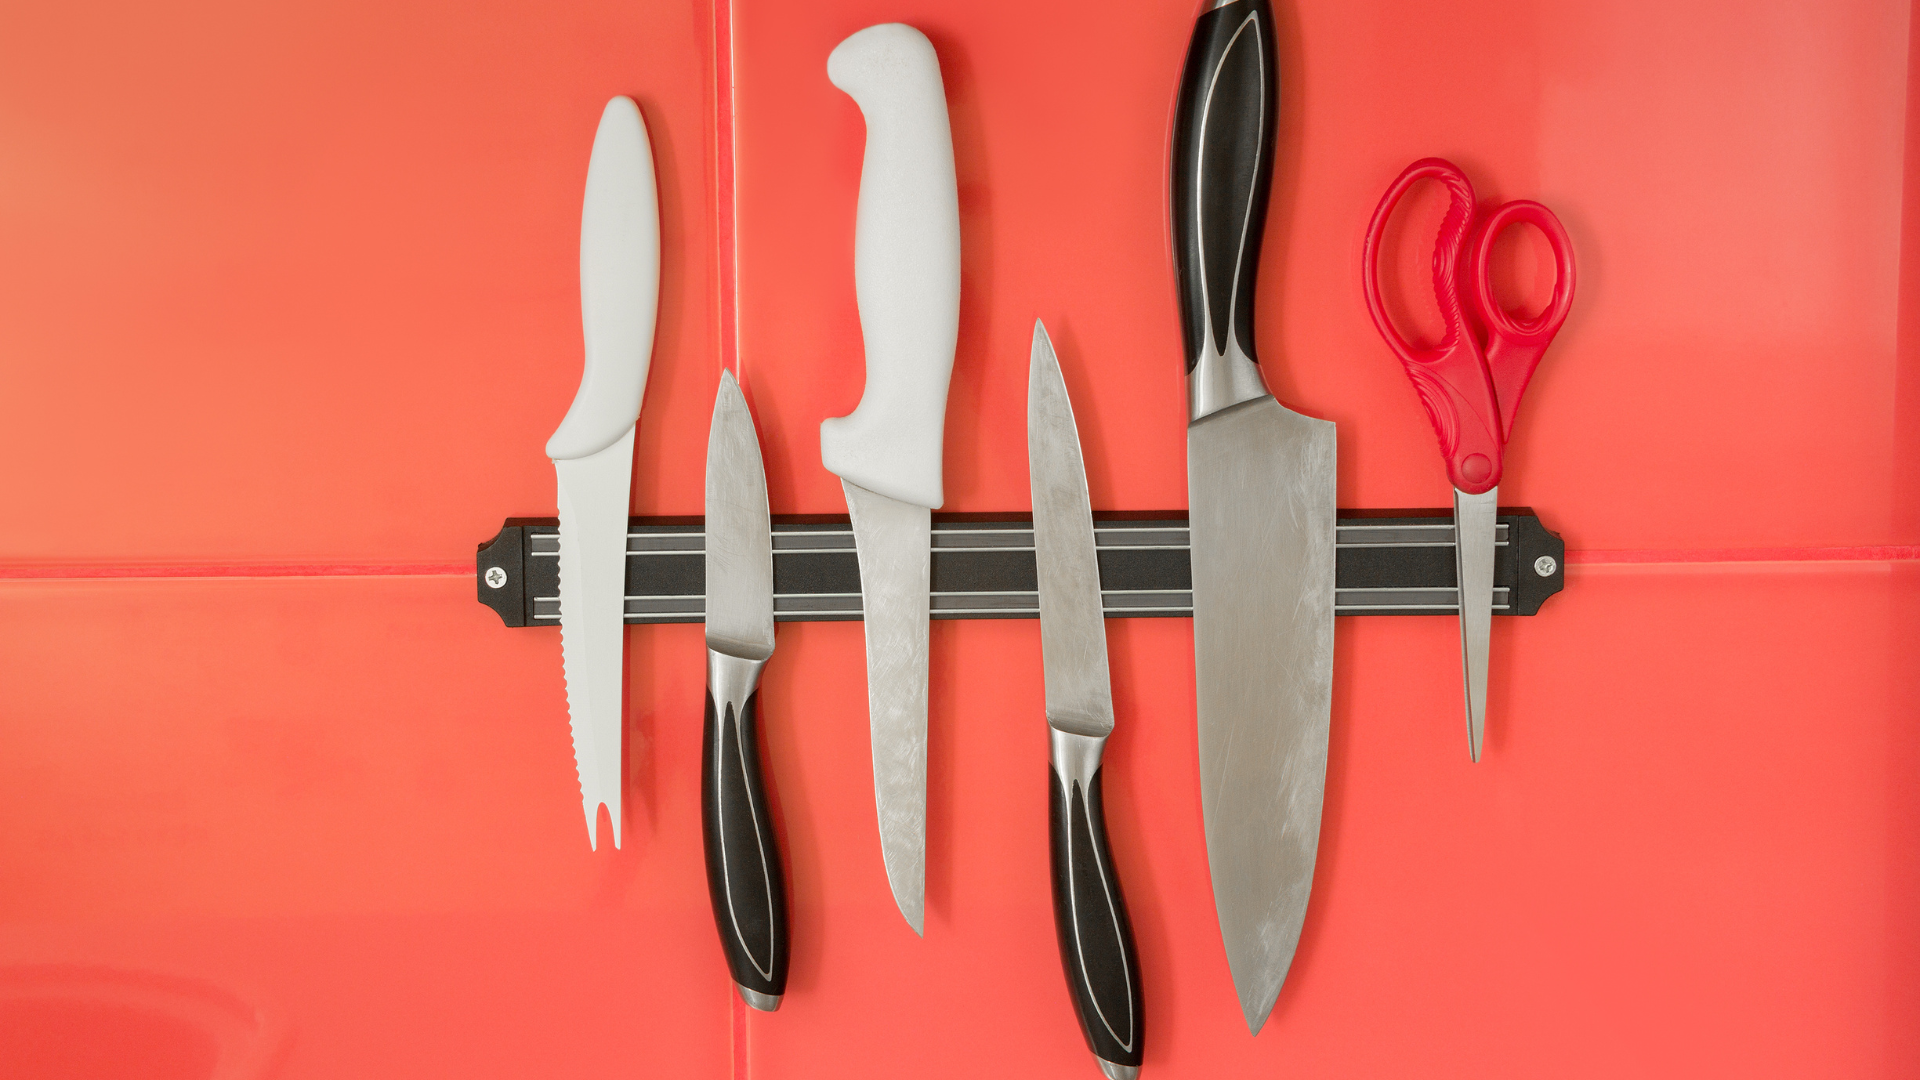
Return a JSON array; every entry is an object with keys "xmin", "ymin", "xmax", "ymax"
[{"xmin": 1361, "ymin": 157, "xmax": 1575, "ymax": 761}]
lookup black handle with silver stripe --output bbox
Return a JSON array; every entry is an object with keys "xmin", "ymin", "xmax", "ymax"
[
  {"xmin": 1049, "ymin": 731, "xmax": 1142, "ymax": 1076},
  {"xmin": 701, "ymin": 651, "xmax": 788, "ymax": 1010},
  {"xmin": 1171, "ymin": 0, "xmax": 1277, "ymax": 384}
]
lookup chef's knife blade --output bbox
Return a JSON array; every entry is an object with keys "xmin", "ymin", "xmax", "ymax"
[
  {"xmin": 1172, "ymin": 0, "xmax": 1336, "ymax": 1033},
  {"xmin": 702, "ymin": 371, "xmax": 789, "ymax": 1011},
  {"xmin": 1030, "ymin": 321, "xmax": 1142, "ymax": 1080},
  {"xmin": 821, "ymin": 23, "xmax": 961, "ymax": 935},
  {"xmin": 548, "ymin": 96, "xmax": 659, "ymax": 851}
]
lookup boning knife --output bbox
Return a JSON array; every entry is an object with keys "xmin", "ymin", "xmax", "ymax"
[{"xmin": 821, "ymin": 23, "xmax": 961, "ymax": 935}]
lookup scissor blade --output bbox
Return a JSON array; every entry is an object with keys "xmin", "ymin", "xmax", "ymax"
[
  {"xmin": 1028, "ymin": 321, "xmax": 1113, "ymax": 737},
  {"xmin": 1454, "ymin": 487, "xmax": 1498, "ymax": 762},
  {"xmin": 1189, "ymin": 395, "xmax": 1336, "ymax": 1034},
  {"xmin": 705, "ymin": 373, "xmax": 775, "ymax": 661},
  {"xmin": 554, "ymin": 428, "xmax": 636, "ymax": 850},
  {"xmin": 842, "ymin": 477, "xmax": 931, "ymax": 935}
]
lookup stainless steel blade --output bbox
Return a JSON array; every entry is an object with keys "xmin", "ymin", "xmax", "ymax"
[
  {"xmin": 841, "ymin": 477, "xmax": 931, "ymax": 935},
  {"xmin": 1454, "ymin": 486, "xmax": 1497, "ymax": 763},
  {"xmin": 1189, "ymin": 396, "xmax": 1336, "ymax": 1034},
  {"xmin": 1027, "ymin": 321, "xmax": 1113, "ymax": 739},
  {"xmin": 554, "ymin": 427, "xmax": 636, "ymax": 851},
  {"xmin": 705, "ymin": 372, "xmax": 775, "ymax": 662}
]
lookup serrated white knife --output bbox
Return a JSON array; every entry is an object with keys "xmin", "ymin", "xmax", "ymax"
[
  {"xmin": 821, "ymin": 23, "xmax": 960, "ymax": 935},
  {"xmin": 546, "ymin": 96, "xmax": 659, "ymax": 850}
]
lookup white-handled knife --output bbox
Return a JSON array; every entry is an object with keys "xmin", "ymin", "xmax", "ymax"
[
  {"xmin": 547, "ymin": 96, "xmax": 660, "ymax": 851},
  {"xmin": 822, "ymin": 23, "xmax": 961, "ymax": 935}
]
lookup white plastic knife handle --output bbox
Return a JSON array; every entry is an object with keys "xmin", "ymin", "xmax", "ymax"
[
  {"xmin": 820, "ymin": 24, "xmax": 960, "ymax": 510},
  {"xmin": 547, "ymin": 96, "xmax": 660, "ymax": 460}
]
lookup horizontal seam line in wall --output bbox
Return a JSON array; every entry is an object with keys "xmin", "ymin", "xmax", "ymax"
[
  {"xmin": 0, "ymin": 563, "xmax": 473, "ymax": 580},
  {"xmin": 4, "ymin": 546, "xmax": 1917, "ymax": 580},
  {"xmin": 1567, "ymin": 545, "xmax": 1920, "ymax": 565}
]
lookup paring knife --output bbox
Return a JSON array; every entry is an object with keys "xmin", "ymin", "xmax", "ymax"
[
  {"xmin": 547, "ymin": 97, "xmax": 659, "ymax": 851},
  {"xmin": 1171, "ymin": 0, "xmax": 1337, "ymax": 1033},
  {"xmin": 1029, "ymin": 321, "xmax": 1143, "ymax": 1080},
  {"xmin": 702, "ymin": 371, "xmax": 790, "ymax": 1012},
  {"xmin": 821, "ymin": 22, "xmax": 961, "ymax": 936}
]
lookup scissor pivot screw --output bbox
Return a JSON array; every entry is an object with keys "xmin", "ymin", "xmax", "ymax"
[
  {"xmin": 1533, "ymin": 555, "xmax": 1557, "ymax": 578},
  {"xmin": 484, "ymin": 566, "xmax": 508, "ymax": 589}
]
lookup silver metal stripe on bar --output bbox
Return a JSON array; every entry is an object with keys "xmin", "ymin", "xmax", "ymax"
[
  {"xmin": 1337, "ymin": 524, "xmax": 1509, "ymax": 546},
  {"xmin": 526, "ymin": 521, "xmax": 1506, "ymax": 552},
  {"xmin": 529, "ymin": 589, "xmax": 1514, "ymax": 620}
]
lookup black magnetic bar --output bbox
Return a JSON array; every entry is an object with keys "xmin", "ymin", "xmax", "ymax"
[{"xmin": 475, "ymin": 511, "xmax": 1565, "ymax": 628}]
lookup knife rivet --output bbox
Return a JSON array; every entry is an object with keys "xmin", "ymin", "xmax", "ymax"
[
  {"xmin": 1533, "ymin": 555, "xmax": 1557, "ymax": 578},
  {"xmin": 485, "ymin": 566, "xmax": 508, "ymax": 589}
]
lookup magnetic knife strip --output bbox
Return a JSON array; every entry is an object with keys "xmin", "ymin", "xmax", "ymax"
[{"xmin": 476, "ymin": 510, "xmax": 1564, "ymax": 627}]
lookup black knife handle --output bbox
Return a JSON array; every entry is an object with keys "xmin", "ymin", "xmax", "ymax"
[
  {"xmin": 1049, "ymin": 730, "xmax": 1142, "ymax": 1073},
  {"xmin": 701, "ymin": 651, "xmax": 789, "ymax": 1009},
  {"xmin": 1171, "ymin": 0, "xmax": 1278, "ymax": 378}
]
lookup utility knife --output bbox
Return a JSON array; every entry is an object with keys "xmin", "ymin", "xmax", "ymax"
[
  {"xmin": 1029, "ymin": 321, "xmax": 1143, "ymax": 1080},
  {"xmin": 821, "ymin": 23, "xmax": 961, "ymax": 935},
  {"xmin": 546, "ymin": 97, "xmax": 659, "ymax": 850},
  {"xmin": 1172, "ymin": 0, "xmax": 1337, "ymax": 1033}
]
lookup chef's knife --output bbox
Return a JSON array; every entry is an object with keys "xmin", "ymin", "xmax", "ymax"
[
  {"xmin": 702, "ymin": 371, "xmax": 789, "ymax": 1012},
  {"xmin": 821, "ymin": 23, "xmax": 961, "ymax": 936},
  {"xmin": 1029, "ymin": 321, "xmax": 1142, "ymax": 1080},
  {"xmin": 1172, "ymin": 0, "xmax": 1336, "ymax": 1033},
  {"xmin": 547, "ymin": 97, "xmax": 659, "ymax": 851}
]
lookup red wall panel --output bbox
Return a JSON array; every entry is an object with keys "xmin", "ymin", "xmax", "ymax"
[{"xmin": 1, "ymin": 0, "xmax": 1915, "ymax": 1077}]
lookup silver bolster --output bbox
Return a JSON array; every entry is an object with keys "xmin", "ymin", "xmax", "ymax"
[
  {"xmin": 1049, "ymin": 727, "xmax": 1109, "ymax": 790},
  {"xmin": 708, "ymin": 650, "xmax": 769, "ymax": 729},
  {"xmin": 1188, "ymin": 338, "xmax": 1271, "ymax": 421},
  {"xmin": 737, "ymin": 985, "xmax": 782, "ymax": 1013}
]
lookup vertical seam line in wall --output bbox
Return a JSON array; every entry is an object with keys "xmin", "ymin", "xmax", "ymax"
[
  {"xmin": 715, "ymin": 4, "xmax": 751, "ymax": 1080},
  {"xmin": 717, "ymin": 0, "xmax": 742, "ymax": 389},
  {"xmin": 730, "ymin": 986, "xmax": 748, "ymax": 1080}
]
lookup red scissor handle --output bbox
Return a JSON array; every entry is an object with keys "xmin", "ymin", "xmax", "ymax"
[
  {"xmin": 1361, "ymin": 158, "xmax": 1504, "ymax": 494},
  {"xmin": 1467, "ymin": 200, "xmax": 1575, "ymax": 442}
]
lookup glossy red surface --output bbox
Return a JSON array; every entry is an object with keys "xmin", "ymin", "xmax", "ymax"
[{"xmin": 1, "ymin": 0, "xmax": 1915, "ymax": 1077}]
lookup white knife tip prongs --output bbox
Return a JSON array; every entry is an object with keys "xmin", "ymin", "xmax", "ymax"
[{"xmin": 584, "ymin": 799, "xmax": 619, "ymax": 852}]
